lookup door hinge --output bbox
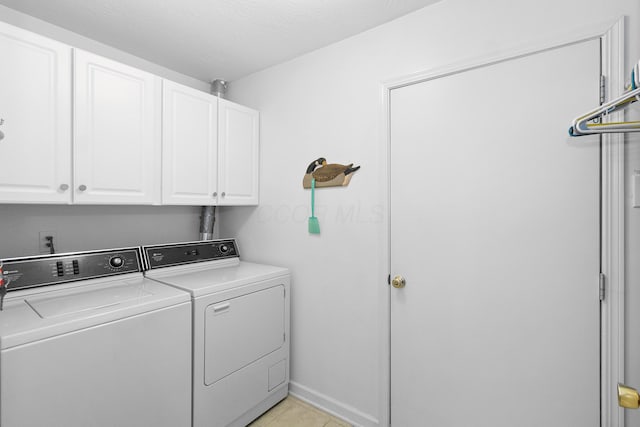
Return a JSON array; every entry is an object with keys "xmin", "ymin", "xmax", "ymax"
[
  {"xmin": 387, "ymin": 274, "xmax": 391, "ymax": 285},
  {"xmin": 599, "ymin": 273, "xmax": 606, "ymax": 301},
  {"xmin": 600, "ymin": 75, "xmax": 606, "ymax": 105}
]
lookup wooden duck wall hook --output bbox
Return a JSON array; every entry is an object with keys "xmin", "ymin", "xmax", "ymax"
[{"xmin": 302, "ymin": 157, "xmax": 361, "ymax": 188}]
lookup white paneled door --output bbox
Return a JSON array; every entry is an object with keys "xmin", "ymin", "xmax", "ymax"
[
  {"xmin": 390, "ymin": 40, "xmax": 601, "ymax": 426},
  {"xmin": 162, "ymin": 80, "xmax": 218, "ymax": 205},
  {"xmin": 74, "ymin": 50, "xmax": 161, "ymax": 204},
  {"xmin": 0, "ymin": 22, "xmax": 72, "ymax": 203},
  {"xmin": 217, "ymin": 99, "xmax": 260, "ymax": 205}
]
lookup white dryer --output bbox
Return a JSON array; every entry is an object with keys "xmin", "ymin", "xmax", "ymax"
[
  {"xmin": 0, "ymin": 247, "xmax": 192, "ymax": 427},
  {"xmin": 142, "ymin": 239, "xmax": 290, "ymax": 427}
]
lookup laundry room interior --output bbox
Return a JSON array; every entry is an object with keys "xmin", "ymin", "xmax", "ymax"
[{"xmin": 1, "ymin": 0, "xmax": 640, "ymax": 426}]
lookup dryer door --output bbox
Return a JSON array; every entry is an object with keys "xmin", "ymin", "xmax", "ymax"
[{"xmin": 204, "ymin": 284, "xmax": 285, "ymax": 385}]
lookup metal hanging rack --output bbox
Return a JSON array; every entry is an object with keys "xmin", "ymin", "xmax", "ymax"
[{"xmin": 569, "ymin": 60, "xmax": 640, "ymax": 136}]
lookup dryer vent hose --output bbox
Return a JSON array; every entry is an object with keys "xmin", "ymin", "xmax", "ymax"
[{"xmin": 199, "ymin": 206, "xmax": 216, "ymax": 240}]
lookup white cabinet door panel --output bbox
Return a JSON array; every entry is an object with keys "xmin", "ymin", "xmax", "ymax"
[
  {"xmin": 0, "ymin": 22, "xmax": 72, "ymax": 203},
  {"xmin": 217, "ymin": 99, "xmax": 259, "ymax": 205},
  {"xmin": 162, "ymin": 80, "xmax": 217, "ymax": 205},
  {"xmin": 74, "ymin": 50, "xmax": 160, "ymax": 204}
]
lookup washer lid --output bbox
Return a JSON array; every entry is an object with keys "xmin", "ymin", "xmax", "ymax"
[
  {"xmin": 27, "ymin": 281, "xmax": 153, "ymax": 318},
  {"xmin": 0, "ymin": 274, "xmax": 190, "ymax": 349},
  {"xmin": 145, "ymin": 261, "xmax": 289, "ymax": 297}
]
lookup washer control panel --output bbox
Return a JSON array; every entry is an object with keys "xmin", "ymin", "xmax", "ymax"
[
  {"xmin": 0, "ymin": 248, "xmax": 142, "ymax": 292},
  {"xmin": 143, "ymin": 239, "xmax": 239, "ymax": 270}
]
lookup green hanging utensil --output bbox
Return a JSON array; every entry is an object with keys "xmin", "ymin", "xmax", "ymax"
[{"xmin": 308, "ymin": 178, "xmax": 320, "ymax": 234}]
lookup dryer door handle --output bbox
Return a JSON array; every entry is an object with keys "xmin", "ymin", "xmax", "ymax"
[{"xmin": 212, "ymin": 302, "xmax": 230, "ymax": 314}]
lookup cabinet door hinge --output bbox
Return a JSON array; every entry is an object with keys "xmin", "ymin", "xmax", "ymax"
[
  {"xmin": 599, "ymin": 273, "xmax": 606, "ymax": 301},
  {"xmin": 600, "ymin": 75, "xmax": 606, "ymax": 105}
]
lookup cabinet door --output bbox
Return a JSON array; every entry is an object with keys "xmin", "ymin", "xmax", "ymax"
[
  {"xmin": 0, "ymin": 22, "xmax": 72, "ymax": 203},
  {"xmin": 217, "ymin": 99, "xmax": 259, "ymax": 205},
  {"xmin": 74, "ymin": 50, "xmax": 161, "ymax": 204},
  {"xmin": 162, "ymin": 80, "xmax": 218, "ymax": 205}
]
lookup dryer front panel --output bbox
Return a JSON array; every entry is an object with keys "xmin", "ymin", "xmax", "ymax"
[{"xmin": 204, "ymin": 284, "xmax": 285, "ymax": 385}]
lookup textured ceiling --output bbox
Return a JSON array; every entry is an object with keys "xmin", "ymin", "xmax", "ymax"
[{"xmin": 0, "ymin": 0, "xmax": 441, "ymax": 82}]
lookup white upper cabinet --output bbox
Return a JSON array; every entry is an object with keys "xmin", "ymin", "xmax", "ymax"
[
  {"xmin": 74, "ymin": 50, "xmax": 161, "ymax": 204},
  {"xmin": 162, "ymin": 88, "xmax": 260, "ymax": 207},
  {"xmin": 162, "ymin": 80, "xmax": 218, "ymax": 205},
  {"xmin": 0, "ymin": 22, "xmax": 72, "ymax": 203},
  {"xmin": 217, "ymin": 99, "xmax": 259, "ymax": 206},
  {"xmin": 0, "ymin": 22, "xmax": 259, "ymax": 207}
]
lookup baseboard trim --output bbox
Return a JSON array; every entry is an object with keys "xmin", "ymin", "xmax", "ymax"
[{"xmin": 288, "ymin": 381, "xmax": 379, "ymax": 427}]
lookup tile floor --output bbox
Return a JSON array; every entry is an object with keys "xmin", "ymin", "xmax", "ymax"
[{"xmin": 248, "ymin": 396, "xmax": 352, "ymax": 427}]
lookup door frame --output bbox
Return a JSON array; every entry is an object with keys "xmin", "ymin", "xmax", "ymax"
[{"xmin": 379, "ymin": 17, "xmax": 626, "ymax": 427}]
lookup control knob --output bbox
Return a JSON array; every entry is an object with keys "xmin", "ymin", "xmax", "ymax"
[
  {"xmin": 219, "ymin": 244, "xmax": 229, "ymax": 254},
  {"xmin": 109, "ymin": 256, "xmax": 124, "ymax": 269}
]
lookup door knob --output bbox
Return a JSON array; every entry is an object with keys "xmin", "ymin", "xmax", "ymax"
[
  {"xmin": 391, "ymin": 275, "xmax": 406, "ymax": 289},
  {"xmin": 618, "ymin": 384, "xmax": 640, "ymax": 409}
]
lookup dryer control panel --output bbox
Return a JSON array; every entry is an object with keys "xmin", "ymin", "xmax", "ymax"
[
  {"xmin": 143, "ymin": 239, "xmax": 239, "ymax": 270},
  {"xmin": 0, "ymin": 248, "xmax": 142, "ymax": 291}
]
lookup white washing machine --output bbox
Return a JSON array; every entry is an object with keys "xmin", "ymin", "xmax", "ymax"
[
  {"xmin": 142, "ymin": 239, "xmax": 290, "ymax": 427},
  {"xmin": 0, "ymin": 247, "xmax": 192, "ymax": 427}
]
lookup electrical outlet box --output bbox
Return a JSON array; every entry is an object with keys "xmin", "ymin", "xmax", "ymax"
[{"xmin": 39, "ymin": 231, "xmax": 57, "ymax": 254}]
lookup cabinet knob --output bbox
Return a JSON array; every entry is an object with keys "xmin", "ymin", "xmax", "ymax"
[
  {"xmin": 212, "ymin": 192, "xmax": 217, "ymax": 197},
  {"xmin": 59, "ymin": 184, "xmax": 69, "ymax": 191},
  {"xmin": 221, "ymin": 192, "xmax": 226, "ymax": 197},
  {"xmin": 78, "ymin": 185, "xmax": 87, "ymax": 192}
]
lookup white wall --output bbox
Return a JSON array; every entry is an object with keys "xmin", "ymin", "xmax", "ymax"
[
  {"xmin": 626, "ymin": 113, "xmax": 640, "ymax": 423},
  {"xmin": 0, "ymin": 204, "xmax": 204, "ymax": 257},
  {"xmin": 0, "ymin": 5, "xmax": 212, "ymax": 258},
  {"xmin": 221, "ymin": 0, "xmax": 640, "ymax": 425}
]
